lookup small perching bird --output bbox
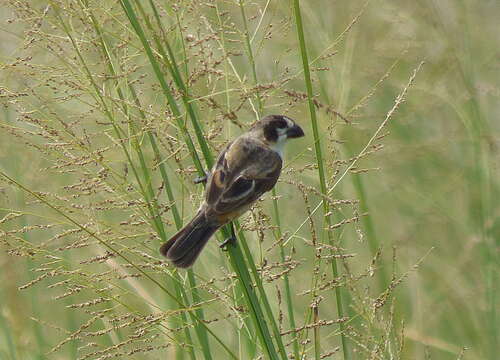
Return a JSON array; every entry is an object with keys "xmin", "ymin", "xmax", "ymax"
[{"xmin": 160, "ymin": 115, "xmax": 305, "ymax": 268}]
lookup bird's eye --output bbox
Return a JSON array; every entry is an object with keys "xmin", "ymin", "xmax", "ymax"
[{"xmin": 275, "ymin": 119, "xmax": 288, "ymax": 128}]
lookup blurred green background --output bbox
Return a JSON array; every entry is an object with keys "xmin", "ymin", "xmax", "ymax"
[{"xmin": 0, "ymin": 0, "xmax": 498, "ymax": 359}]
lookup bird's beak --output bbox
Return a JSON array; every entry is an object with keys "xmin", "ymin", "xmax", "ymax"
[{"xmin": 286, "ymin": 124, "xmax": 305, "ymax": 138}]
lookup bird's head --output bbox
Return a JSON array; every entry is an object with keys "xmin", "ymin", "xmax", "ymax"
[{"xmin": 250, "ymin": 115, "xmax": 304, "ymax": 154}]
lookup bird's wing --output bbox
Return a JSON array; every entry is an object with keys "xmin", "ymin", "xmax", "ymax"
[{"xmin": 205, "ymin": 136, "xmax": 282, "ymax": 215}]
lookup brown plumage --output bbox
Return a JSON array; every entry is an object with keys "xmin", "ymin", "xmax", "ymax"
[{"xmin": 160, "ymin": 115, "xmax": 304, "ymax": 268}]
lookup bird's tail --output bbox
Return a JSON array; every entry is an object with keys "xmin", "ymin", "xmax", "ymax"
[{"xmin": 160, "ymin": 211, "xmax": 219, "ymax": 268}]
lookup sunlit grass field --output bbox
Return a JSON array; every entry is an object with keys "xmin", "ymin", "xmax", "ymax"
[{"xmin": 0, "ymin": 1, "xmax": 498, "ymax": 359}]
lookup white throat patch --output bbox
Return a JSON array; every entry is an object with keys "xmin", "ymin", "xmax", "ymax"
[{"xmin": 269, "ymin": 133, "xmax": 288, "ymax": 158}]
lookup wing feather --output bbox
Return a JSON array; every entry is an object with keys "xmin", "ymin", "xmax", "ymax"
[{"xmin": 205, "ymin": 137, "xmax": 282, "ymax": 216}]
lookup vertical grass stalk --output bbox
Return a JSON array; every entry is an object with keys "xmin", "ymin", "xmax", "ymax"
[
  {"xmin": 238, "ymin": 0, "xmax": 263, "ymax": 115},
  {"xmin": 119, "ymin": 1, "xmax": 284, "ymax": 358},
  {"xmin": 236, "ymin": 2, "xmax": 293, "ymax": 358},
  {"xmin": 292, "ymin": 0, "xmax": 349, "ymax": 358},
  {"xmin": 272, "ymin": 198, "xmax": 300, "ymax": 360},
  {"xmin": 77, "ymin": 1, "xmax": 208, "ymax": 357}
]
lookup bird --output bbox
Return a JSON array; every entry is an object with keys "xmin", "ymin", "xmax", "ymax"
[{"xmin": 160, "ymin": 115, "xmax": 305, "ymax": 268}]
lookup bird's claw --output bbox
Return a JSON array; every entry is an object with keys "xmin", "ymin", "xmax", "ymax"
[
  {"xmin": 193, "ymin": 175, "xmax": 207, "ymax": 184},
  {"xmin": 193, "ymin": 171, "xmax": 208, "ymax": 185},
  {"xmin": 219, "ymin": 236, "xmax": 236, "ymax": 251}
]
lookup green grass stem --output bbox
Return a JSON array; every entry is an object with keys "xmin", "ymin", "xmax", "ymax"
[
  {"xmin": 292, "ymin": 0, "xmax": 349, "ymax": 358},
  {"xmin": 119, "ymin": 1, "xmax": 285, "ymax": 358},
  {"xmin": 272, "ymin": 194, "xmax": 300, "ymax": 360},
  {"xmin": 238, "ymin": 0, "xmax": 263, "ymax": 115}
]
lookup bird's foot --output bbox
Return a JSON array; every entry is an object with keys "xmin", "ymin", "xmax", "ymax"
[
  {"xmin": 219, "ymin": 235, "xmax": 236, "ymax": 251},
  {"xmin": 193, "ymin": 171, "xmax": 208, "ymax": 185}
]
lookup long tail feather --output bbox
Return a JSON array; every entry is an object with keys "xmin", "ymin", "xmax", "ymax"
[{"xmin": 160, "ymin": 212, "xmax": 219, "ymax": 268}]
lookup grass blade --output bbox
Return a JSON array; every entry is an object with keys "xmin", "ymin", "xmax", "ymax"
[
  {"xmin": 292, "ymin": 0, "xmax": 349, "ymax": 358},
  {"xmin": 118, "ymin": 1, "xmax": 282, "ymax": 358}
]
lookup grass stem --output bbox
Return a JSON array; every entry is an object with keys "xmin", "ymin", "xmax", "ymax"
[{"xmin": 292, "ymin": 1, "xmax": 349, "ymax": 358}]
